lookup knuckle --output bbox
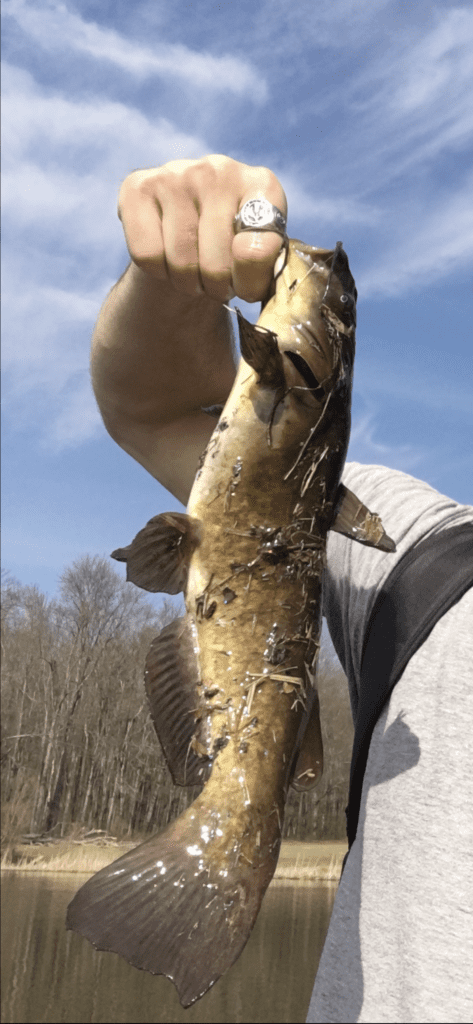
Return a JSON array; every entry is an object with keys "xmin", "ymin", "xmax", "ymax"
[
  {"xmin": 200, "ymin": 266, "xmax": 232, "ymax": 302},
  {"xmin": 252, "ymin": 165, "xmax": 276, "ymax": 189},
  {"xmin": 128, "ymin": 245, "xmax": 165, "ymax": 274},
  {"xmin": 245, "ymin": 165, "xmax": 286, "ymax": 211},
  {"xmin": 117, "ymin": 169, "xmax": 158, "ymax": 220},
  {"xmin": 183, "ymin": 154, "xmax": 237, "ymax": 197},
  {"xmin": 119, "ymin": 168, "xmax": 153, "ymax": 201},
  {"xmin": 118, "ymin": 164, "xmax": 188, "ymax": 213},
  {"xmin": 131, "ymin": 255, "xmax": 166, "ymax": 281}
]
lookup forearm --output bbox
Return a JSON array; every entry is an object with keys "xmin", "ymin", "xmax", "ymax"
[
  {"xmin": 91, "ymin": 262, "xmax": 238, "ymax": 503},
  {"xmin": 90, "ymin": 156, "xmax": 287, "ymax": 504},
  {"xmin": 92, "ymin": 261, "xmax": 237, "ymax": 433}
]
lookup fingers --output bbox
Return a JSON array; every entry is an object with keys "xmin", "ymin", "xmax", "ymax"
[
  {"xmin": 118, "ymin": 156, "xmax": 288, "ymax": 304},
  {"xmin": 118, "ymin": 169, "xmax": 168, "ymax": 279},
  {"xmin": 232, "ymin": 168, "xmax": 288, "ymax": 302}
]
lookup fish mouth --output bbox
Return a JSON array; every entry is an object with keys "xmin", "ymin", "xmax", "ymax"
[
  {"xmin": 279, "ymin": 317, "xmax": 332, "ymax": 403},
  {"xmin": 282, "ymin": 350, "xmax": 326, "ymax": 403}
]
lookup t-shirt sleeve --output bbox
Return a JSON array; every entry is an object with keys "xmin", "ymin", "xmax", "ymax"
[{"xmin": 323, "ymin": 462, "xmax": 473, "ymax": 715}]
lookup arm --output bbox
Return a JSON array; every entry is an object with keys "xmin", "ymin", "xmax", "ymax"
[
  {"xmin": 91, "ymin": 263, "xmax": 235, "ymax": 504},
  {"xmin": 91, "ymin": 155, "xmax": 287, "ymax": 505}
]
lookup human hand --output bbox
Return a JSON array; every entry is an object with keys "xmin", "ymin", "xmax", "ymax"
[{"xmin": 118, "ymin": 154, "xmax": 287, "ymax": 305}]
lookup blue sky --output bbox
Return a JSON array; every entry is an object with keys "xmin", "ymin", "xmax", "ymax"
[{"xmin": 3, "ymin": 0, "xmax": 473, "ymax": 605}]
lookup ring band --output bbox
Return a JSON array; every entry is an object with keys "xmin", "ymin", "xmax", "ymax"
[{"xmin": 233, "ymin": 198, "xmax": 287, "ymax": 238}]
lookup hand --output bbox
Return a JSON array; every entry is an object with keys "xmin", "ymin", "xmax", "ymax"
[{"xmin": 118, "ymin": 155, "xmax": 287, "ymax": 305}]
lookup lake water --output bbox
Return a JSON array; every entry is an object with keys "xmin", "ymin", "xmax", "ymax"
[{"xmin": 1, "ymin": 872, "xmax": 337, "ymax": 1024}]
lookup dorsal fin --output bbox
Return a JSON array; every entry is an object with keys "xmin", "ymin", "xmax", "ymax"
[{"xmin": 331, "ymin": 485, "xmax": 396, "ymax": 552}]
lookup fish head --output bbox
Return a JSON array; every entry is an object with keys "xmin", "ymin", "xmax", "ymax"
[
  {"xmin": 257, "ymin": 239, "xmax": 356, "ymax": 411},
  {"xmin": 233, "ymin": 238, "xmax": 358, "ymax": 510}
]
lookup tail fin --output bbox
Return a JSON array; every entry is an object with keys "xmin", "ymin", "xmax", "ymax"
[{"xmin": 66, "ymin": 801, "xmax": 279, "ymax": 1007}]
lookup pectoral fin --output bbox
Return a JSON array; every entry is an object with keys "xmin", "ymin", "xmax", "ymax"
[
  {"xmin": 330, "ymin": 484, "xmax": 396, "ymax": 552},
  {"xmin": 236, "ymin": 308, "xmax": 285, "ymax": 389},
  {"xmin": 201, "ymin": 404, "xmax": 225, "ymax": 418},
  {"xmin": 111, "ymin": 512, "xmax": 201, "ymax": 593},
  {"xmin": 144, "ymin": 616, "xmax": 211, "ymax": 787}
]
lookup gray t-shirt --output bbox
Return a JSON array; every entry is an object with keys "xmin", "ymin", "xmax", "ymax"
[
  {"xmin": 307, "ymin": 463, "xmax": 473, "ymax": 1024},
  {"xmin": 324, "ymin": 461, "xmax": 473, "ymax": 718}
]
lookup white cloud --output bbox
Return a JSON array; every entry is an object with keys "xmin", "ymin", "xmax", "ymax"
[
  {"xmin": 387, "ymin": 8, "xmax": 473, "ymax": 118},
  {"xmin": 348, "ymin": 411, "xmax": 424, "ymax": 473},
  {"xmin": 4, "ymin": 0, "xmax": 267, "ymax": 100},
  {"xmin": 280, "ymin": 172, "xmax": 380, "ymax": 228},
  {"xmin": 1, "ymin": 60, "xmax": 212, "ymax": 448},
  {"xmin": 355, "ymin": 353, "xmax": 473, "ymax": 421},
  {"xmin": 252, "ymin": 0, "xmax": 392, "ymax": 52},
  {"xmin": 357, "ymin": 175, "xmax": 473, "ymax": 298},
  {"xmin": 2, "ymin": 62, "xmax": 208, "ymax": 245},
  {"xmin": 2, "ymin": 270, "xmax": 109, "ymax": 446},
  {"xmin": 348, "ymin": 6, "xmax": 473, "ymax": 180},
  {"xmin": 2, "ymin": 277, "xmax": 107, "ymax": 381},
  {"xmin": 3, "ymin": 2, "xmax": 473, "ymax": 455},
  {"xmin": 46, "ymin": 376, "xmax": 103, "ymax": 449}
]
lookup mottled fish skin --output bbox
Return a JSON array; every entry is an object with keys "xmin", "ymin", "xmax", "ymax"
[{"xmin": 67, "ymin": 239, "xmax": 394, "ymax": 1007}]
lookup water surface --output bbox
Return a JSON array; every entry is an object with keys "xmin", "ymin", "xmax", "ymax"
[{"xmin": 2, "ymin": 872, "xmax": 336, "ymax": 1024}]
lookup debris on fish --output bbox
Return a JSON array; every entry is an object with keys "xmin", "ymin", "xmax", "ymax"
[{"xmin": 67, "ymin": 238, "xmax": 395, "ymax": 1007}]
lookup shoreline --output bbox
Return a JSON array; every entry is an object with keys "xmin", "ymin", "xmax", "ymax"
[{"xmin": 1, "ymin": 838, "xmax": 347, "ymax": 881}]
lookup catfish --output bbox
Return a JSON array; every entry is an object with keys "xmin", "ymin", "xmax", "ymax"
[{"xmin": 67, "ymin": 239, "xmax": 394, "ymax": 1006}]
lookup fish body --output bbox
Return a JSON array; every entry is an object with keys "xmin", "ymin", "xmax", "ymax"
[{"xmin": 67, "ymin": 240, "xmax": 394, "ymax": 1006}]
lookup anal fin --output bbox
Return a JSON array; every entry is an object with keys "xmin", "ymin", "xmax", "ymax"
[
  {"xmin": 145, "ymin": 616, "xmax": 211, "ymax": 787},
  {"xmin": 330, "ymin": 484, "xmax": 396, "ymax": 552}
]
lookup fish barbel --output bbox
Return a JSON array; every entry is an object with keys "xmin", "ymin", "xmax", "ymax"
[{"xmin": 67, "ymin": 239, "xmax": 394, "ymax": 1006}]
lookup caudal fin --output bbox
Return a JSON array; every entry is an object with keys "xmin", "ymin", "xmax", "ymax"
[{"xmin": 66, "ymin": 803, "xmax": 279, "ymax": 1007}]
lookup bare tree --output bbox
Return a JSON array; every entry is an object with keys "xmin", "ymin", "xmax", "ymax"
[{"xmin": 2, "ymin": 558, "xmax": 353, "ymax": 846}]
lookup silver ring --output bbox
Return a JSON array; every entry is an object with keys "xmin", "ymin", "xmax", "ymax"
[{"xmin": 233, "ymin": 198, "xmax": 287, "ymax": 238}]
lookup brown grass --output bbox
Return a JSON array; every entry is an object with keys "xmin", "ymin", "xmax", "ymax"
[{"xmin": 1, "ymin": 837, "xmax": 347, "ymax": 880}]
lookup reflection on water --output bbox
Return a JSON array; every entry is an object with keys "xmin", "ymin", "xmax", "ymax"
[{"xmin": 1, "ymin": 872, "xmax": 336, "ymax": 1024}]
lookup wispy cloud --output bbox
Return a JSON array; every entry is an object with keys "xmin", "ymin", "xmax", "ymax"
[
  {"xmin": 3, "ymin": 0, "xmax": 472, "ymax": 454},
  {"xmin": 2, "ymin": 63, "xmax": 208, "ymax": 264},
  {"xmin": 279, "ymin": 172, "xmax": 380, "ymax": 229},
  {"xmin": 2, "ymin": 60, "xmax": 208, "ymax": 180},
  {"xmin": 1, "ymin": 61, "xmax": 210, "ymax": 448},
  {"xmin": 372, "ymin": 7, "xmax": 473, "ymax": 121},
  {"xmin": 46, "ymin": 377, "xmax": 103, "ymax": 449},
  {"xmin": 2, "ymin": 276, "xmax": 106, "ymax": 384},
  {"xmin": 252, "ymin": 0, "xmax": 393, "ymax": 53},
  {"xmin": 356, "ymin": 173, "xmax": 473, "ymax": 297},
  {"xmin": 355, "ymin": 353, "xmax": 473, "ymax": 420},
  {"xmin": 2, "ymin": 271, "xmax": 107, "ymax": 447},
  {"xmin": 348, "ymin": 411, "xmax": 424, "ymax": 473},
  {"xmin": 348, "ymin": 6, "xmax": 473, "ymax": 183},
  {"xmin": 4, "ymin": 0, "xmax": 267, "ymax": 100}
]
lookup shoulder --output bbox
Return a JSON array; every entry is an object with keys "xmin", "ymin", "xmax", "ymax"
[
  {"xmin": 339, "ymin": 462, "xmax": 473, "ymax": 549},
  {"xmin": 323, "ymin": 463, "xmax": 473, "ymax": 693}
]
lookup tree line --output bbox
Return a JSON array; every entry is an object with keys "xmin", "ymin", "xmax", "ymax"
[{"xmin": 1, "ymin": 557, "xmax": 354, "ymax": 846}]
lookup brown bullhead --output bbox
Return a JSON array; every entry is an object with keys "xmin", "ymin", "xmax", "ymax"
[{"xmin": 67, "ymin": 239, "xmax": 394, "ymax": 1006}]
